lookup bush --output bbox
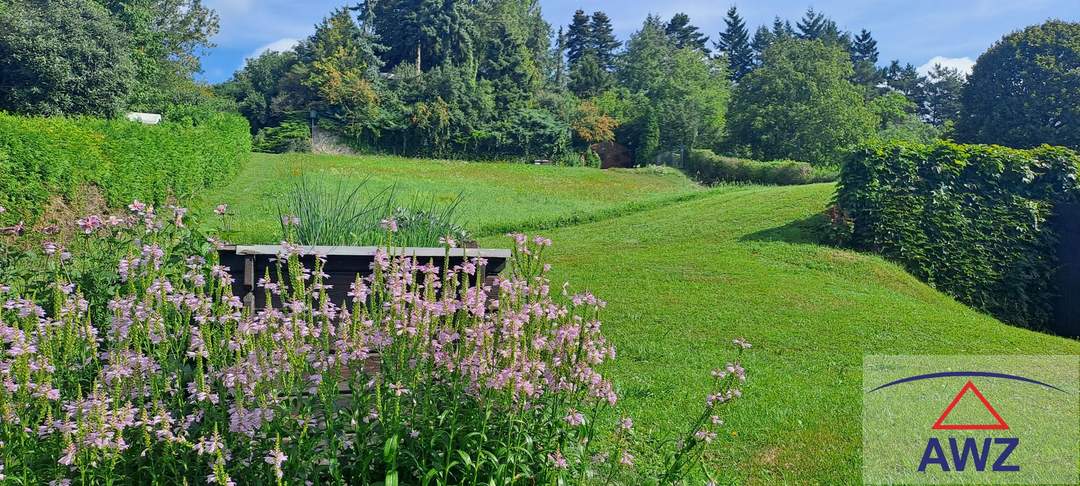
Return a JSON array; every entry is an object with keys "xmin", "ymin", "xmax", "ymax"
[
  {"xmin": 0, "ymin": 0, "xmax": 134, "ymax": 117},
  {"xmin": 253, "ymin": 121, "xmax": 311, "ymax": 153},
  {"xmin": 0, "ymin": 206, "xmax": 750, "ymax": 484},
  {"xmin": 0, "ymin": 112, "xmax": 250, "ymax": 227},
  {"xmin": 671, "ymin": 149, "xmax": 827, "ymax": 185},
  {"xmin": 836, "ymin": 140, "xmax": 1080, "ymax": 328}
]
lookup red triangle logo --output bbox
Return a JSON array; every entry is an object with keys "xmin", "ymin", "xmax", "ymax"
[{"xmin": 932, "ymin": 380, "xmax": 1009, "ymax": 430}]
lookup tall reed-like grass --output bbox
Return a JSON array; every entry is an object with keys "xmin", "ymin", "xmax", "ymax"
[{"xmin": 278, "ymin": 177, "xmax": 469, "ymax": 247}]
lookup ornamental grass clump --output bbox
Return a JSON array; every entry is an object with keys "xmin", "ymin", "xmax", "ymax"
[{"xmin": 0, "ymin": 202, "xmax": 749, "ymax": 484}]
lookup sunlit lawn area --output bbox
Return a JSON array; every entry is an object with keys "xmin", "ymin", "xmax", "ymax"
[
  {"xmin": 481, "ymin": 183, "xmax": 1080, "ymax": 482},
  {"xmin": 192, "ymin": 152, "xmax": 706, "ymax": 243},
  {"xmin": 200, "ymin": 154, "xmax": 1080, "ymax": 482}
]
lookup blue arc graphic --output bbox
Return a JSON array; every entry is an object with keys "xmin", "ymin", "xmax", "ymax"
[{"xmin": 868, "ymin": 371, "xmax": 1066, "ymax": 393}]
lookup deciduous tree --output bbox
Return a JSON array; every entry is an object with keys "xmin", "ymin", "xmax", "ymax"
[
  {"xmin": 0, "ymin": 0, "xmax": 134, "ymax": 116},
  {"xmin": 956, "ymin": 20, "xmax": 1080, "ymax": 149},
  {"xmin": 727, "ymin": 39, "xmax": 876, "ymax": 165}
]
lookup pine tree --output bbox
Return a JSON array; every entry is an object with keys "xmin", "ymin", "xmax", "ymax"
[
  {"xmin": 566, "ymin": 9, "xmax": 590, "ymax": 67},
  {"xmin": 568, "ymin": 52, "xmax": 609, "ymax": 98},
  {"xmin": 554, "ymin": 26, "xmax": 567, "ymax": 87},
  {"xmin": 665, "ymin": 12, "xmax": 710, "ymax": 54},
  {"xmin": 796, "ymin": 7, "xmax": 827, "ymax": 39},
  {"xmin": 851, "ymin": 29, "xmax": 878, "ymax": 64},
  {"xmin": 480, "ymin": 19, "xmax": 535, "ymax": 110},
  {"xmin": 850, "ymin": 29, "xmax": 881, "ymax": 89},
  {"xmin": 714, "ymin": 6, "xmax": 753, "ymax": 80},
  {"xmin": 882, "ymin": 61, "xmax": 923, "ymax": 96},
  {"xmin": 772, "ymin": 17, "xmax": 795, "ymax": 39},
  {"xmin": 922, "ymin": 64, "xmax": 965, "ymax": 126},
  {"xmin": 369, "ymin": 0, "xmax": 476, "ymax": 72},
  {"xmin": 588, "ymin": 11, "xmax": 620, "ymax": 71},
  {"xmin": 752, "ymin": 17, "xmax": 794, "ymax": 63},
  {"xmin": 795, "ymin": 7, "xmax": 848, "ymax": 47}
]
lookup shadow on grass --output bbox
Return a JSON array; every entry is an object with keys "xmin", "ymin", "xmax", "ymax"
[{"xmin": 739, "ymin": 212, "xmax": 830, "ymax": 245}]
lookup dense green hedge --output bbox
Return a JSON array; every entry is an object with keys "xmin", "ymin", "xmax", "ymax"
[
  {"xmin": 0, "ymin": 111, "xmax": 250, "ymax": 225},
  {"xmin": 836, "ymin": 140, "xmax": 1080, "ymax": 328},
  {"xmin": 670, "ymin": 149, "xmax": 833, "ymax": 186}
]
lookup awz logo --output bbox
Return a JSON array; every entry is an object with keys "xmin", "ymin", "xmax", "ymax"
[
  {"xmin": 868, "ymin": 371, "xmax": 1067, "ymax": 474},
  {"xmin": 918, "ymin": 436, "xmax": 1018, "ymax": 472}
]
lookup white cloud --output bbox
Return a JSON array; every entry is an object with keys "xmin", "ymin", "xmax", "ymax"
[
  {"xmin": 917, "ymin": 56, "xmax": 975, "ymax": 77},
  {"xmin": 245, "ymin": 37, "xmax": 300, "ymax": 63}
]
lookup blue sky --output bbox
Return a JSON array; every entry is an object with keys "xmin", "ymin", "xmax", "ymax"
[{"xmin": 198, "ymin": 0, "xmax": 1077, "ymax": 83}]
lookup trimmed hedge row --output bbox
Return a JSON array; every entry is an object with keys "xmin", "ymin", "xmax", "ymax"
[
  {"xmin": 671, "ymin": 149, "xmax": 832, "ymax": 186},
  {"xmin": 836, "ymin": 140, "xmax": 1080, "ymax": 329},
  {"xmin": 0, "ymin": 111, "xmax": 250, "ymax": 225}
]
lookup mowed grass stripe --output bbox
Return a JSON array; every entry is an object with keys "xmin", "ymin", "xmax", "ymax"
[{"xmin": 480, "ymin": 183, "xmax": 1079, "ymax": 483}]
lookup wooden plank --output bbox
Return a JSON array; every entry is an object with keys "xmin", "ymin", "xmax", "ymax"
[{"xmin": 229, "ymin": 244, "xmax": 511, "ymax": 259}]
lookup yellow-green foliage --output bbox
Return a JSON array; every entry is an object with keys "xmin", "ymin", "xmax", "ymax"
[
  {"xmin": 0, "ymin": 112, "xmax": 250, "ymax": 225},
  {"xmin": 672, "ymin": 149, "xmax": 829, "ymax": 186}
]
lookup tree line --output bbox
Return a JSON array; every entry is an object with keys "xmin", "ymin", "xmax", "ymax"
[{"xmin": 1, "ymin": 1, "xmax": 1076, "ymax": 164}]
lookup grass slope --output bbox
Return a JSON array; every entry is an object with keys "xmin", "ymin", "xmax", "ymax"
[
  {"xmin": 480, "ymin": 183, "xmax": 1080, "ymax": 483},
  {"xmin": 192, "ymin": 153, "xmax": 703, "ymax": 243}
]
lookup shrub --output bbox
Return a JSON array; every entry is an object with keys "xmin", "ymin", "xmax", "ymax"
[
  {"xmin": 0, "ymin": 112, "xmax": 250, "ymax": 228},
  {"xmin": 671, "ymin": 149, "xmax": 827, "ymax": 186},
  {"xmin": 0, "ymin": 205, "xmax": 750, "ymax": 484},
  {"xmin": 253, "ymin": 121, "xmax": 311, "ymax": 153},
  {"xmin": 836, "ymin": 140, "xmax": 1080, "ymax": 328},
  {"xmin": 584, "ymin": 148, "xmax": 603, "ymax": 168}
]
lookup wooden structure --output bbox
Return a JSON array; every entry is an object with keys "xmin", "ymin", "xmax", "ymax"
[
  {"xmin": 591, "ymin": 141, "xmax": 633, "ymax": 169},
  {"xmin": 218, "ymin": 245, "xmax": 511, "ymax": 311}
]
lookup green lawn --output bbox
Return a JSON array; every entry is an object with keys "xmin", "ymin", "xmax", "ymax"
[
  {"xmin": 192, "ymin": 152, "xmax": 704, "ymax": 243},
  {"xmin": 200, "ymin": 154, "xmax": 1079, "ymax": 482},
  {"xmin": 476, "ymin": 183, "xmax": 1080, "ymax": 483}
]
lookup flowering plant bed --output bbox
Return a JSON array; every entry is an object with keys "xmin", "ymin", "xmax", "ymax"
[{"xmin": 0, "ymin": 202, "xmax": 749, "ymax": 484}]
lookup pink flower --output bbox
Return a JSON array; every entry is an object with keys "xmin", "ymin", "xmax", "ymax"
[
  {"xmin": 388, "ymin": 382, "xmax": 409, "ymax": 396},
  {"xmin": 733, "ymin": 337, "xmax": 752, "ymax": 349},
  {"xmin": 264, "ymin": 448, "xmax": 287, "ymax": 480},
  {"xmin": 619, "ymin": 417, "xmax": 633, "ymax": 431},
  {"xmin": 548, "ymin": 450, "xmax": 568, "ymax": 469},
  {"xmin": 58, "ymin": 443, "xmax": 76, "ymax": 466},
  {"xmin": 619, "ymin": 451, "xmax": 634, "ymax": 467},
  {"xmin": 695, "ymin": 429, "xmax": 717, "ymax": 443},
  {"xmin": 564, "ymin": 408, "xmax": 584, "ymax": 426},
  {"xmin": 172, "ymin": 206, "xmax": 188, "ymax": 227},
  {"xmin": 380, "ymin": 218, "xmax": 398, "ymax": 233},
  {"xmin": 214, "ymin": 204, "xmax": 228, "ymax": 216}
]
